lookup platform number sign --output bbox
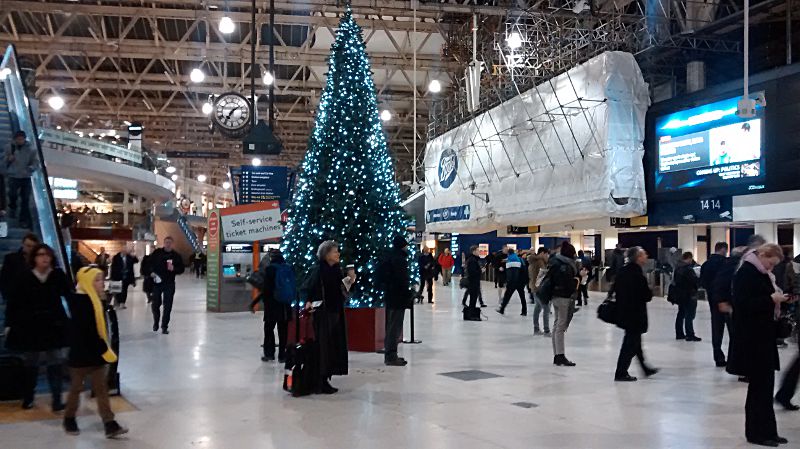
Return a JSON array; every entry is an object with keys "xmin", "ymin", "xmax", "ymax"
[{"xmin": 700, "ymin": 199, "xmax": 722, "ymax": 211}]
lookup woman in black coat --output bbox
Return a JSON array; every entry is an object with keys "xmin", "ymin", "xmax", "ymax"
[
  {"xmin": 4, "ymin": 243, "xmax": 71, "ymax": 410},
  {"xmin": 299, "ymin": 240, "xmax": 350, "ymax": 394},
  {"xmin": 727, "ymin": 243, "xmax": 790, "ymax": 446},
  {"xmin": 613, "ymin": 247, "xmax": 658, "ymax": 382}
]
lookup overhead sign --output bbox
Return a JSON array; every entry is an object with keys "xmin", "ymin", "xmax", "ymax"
[
  {"xmin": 426, "ymin": 205, "xmax": 471, "ymax": 224},
  {"xmin": 219, "ymin": 201, "xmax": 283, "ymax": 242},
  {"xmin": 648, "ymin": 196, "xmax": 733, "ymax": 226},
  {"xmin": 40, "ymin": 129, "xmax": 142, "ymax": 164},
  {"xmin": 238, "ymin": 165, "xmax": 288, "ymax": 207},
  {"xmin": 166, "ymin": 151, "xmax": 229, "ymax": 159},
  {"xmin": 507, "ymin": 225, "xmax": 540, "ymax": 235},
  {"xmin": 610, "ymin": 216, "xmax": 649, "ymax": 228}
]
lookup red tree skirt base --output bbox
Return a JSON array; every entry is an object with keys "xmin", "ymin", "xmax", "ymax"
[{"xmin": 345, "ymin": 307, "xmax": 385, "ymax": 352}]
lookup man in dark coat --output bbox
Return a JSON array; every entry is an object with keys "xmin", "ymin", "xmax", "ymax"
[
  {"xmin": 465, "ymin": 245, "xmax": 483, "ymax": 314},
  {"xmin": 416, "ymin": 247, "xmax": 435, "ymax": 304},
  {"xmin": 614, "ymin": 246, "xmax": 659, "ymax": 382},
  {"xmin": 380, "ymin": 235, "xmax": 413, "ymax": 366},
  {"xmin": 250, "ymin": 250, "xmax": 292, "ymax": 362},
  {"xmin": 109, "ymin": 245, "xmax": 139, "ymax": 309},
  {"xmin": 141, "ymin": 236, "xmax": 185, "ymax": 334},
  {"xmin": 673, "ymin": 252, "xmax": 701, "ymax": 341},
  {"xmin": 700, "ymin": 242, "xmax": 730, "ymax": 366}
]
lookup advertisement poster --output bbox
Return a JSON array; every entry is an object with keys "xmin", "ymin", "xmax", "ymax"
[
  {"xmin": 654, "ymin": 94, "xmax": 765, "ymax": 194},
  {"xmin": 478, "ymin": 243, "xmax": 490, "ymax": 258},
  {"xmin": 206, "ymin": 210, "xmax": 221, "ymax": 311}
]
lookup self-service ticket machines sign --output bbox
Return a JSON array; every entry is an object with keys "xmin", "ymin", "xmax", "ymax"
[{"xmin": 207, "ymin": 201, "xmax": 283, "ymax": 312}]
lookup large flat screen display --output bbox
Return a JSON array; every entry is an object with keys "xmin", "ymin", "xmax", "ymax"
[{"xmin": 654, "ymin": 95, "xmax": 765, "ymax": 193}]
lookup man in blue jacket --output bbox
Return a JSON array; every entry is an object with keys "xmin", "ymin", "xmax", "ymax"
[{"xmin": 497, "ymin": 248, "xmax": 527, "ymax": 316}]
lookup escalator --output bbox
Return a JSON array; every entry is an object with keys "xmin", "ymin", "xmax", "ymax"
[{"xmin": 0, "ymin": 45, "xmax": 70, "ymax": 351}]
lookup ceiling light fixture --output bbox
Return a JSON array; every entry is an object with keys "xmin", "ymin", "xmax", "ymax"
[
  {"xmin": 202, "ymin": 102, "xmax": 213, "ymax": 115},
  {"xmin": 190, "ymin": 68, "xmax": 206, "ymax": 83},
  {"xmin": 171, "ymin": 174, "xmax": 178, "ymax": 181},
  {"xmin": 262, "ymin": 71, "xmax": 274, "ymax": 86},
  {"xmin": 506, "ymin": 32, "xmax": 523, "ymax": 50},
  {"xmin": 251, "ymin": 157, "xmax": 262, "ymax": 166},
  {"xmin": 223, "ymin": 181, "xmax": 231, "ymax": 189},
  {"xmin": 219, "ymin": 16, "xmax": 235, "ymax": 34},
  {"xmin": 428, "ymin": 79, "xmax": 442, "ymax": 94},
  {"xmin": 197, "ymin": 174, "xmax": 207, "ymax": 183},
  {"xmin": 166, "ymin": 166, "xmax": 177, "ymax": 174},
  {"xmin": 47, "ymin": 95, "xmax": 65, "ymax": 110},
  {"xmin": 380, "ymin": 109, "xmax": 392, "ymax": 122}
]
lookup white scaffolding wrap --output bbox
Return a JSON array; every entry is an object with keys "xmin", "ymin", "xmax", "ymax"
[{"xmin": 424, "ymin": 51, "xmax": 650, "ymax": 233}]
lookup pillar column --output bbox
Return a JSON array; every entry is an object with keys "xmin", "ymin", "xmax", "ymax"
[
  {"xmin": 602, "ymin": 228, "xmax": 619, "ymax": 262},
  {"xmin": 793, "ymin": 223, "xmax": 800, "ymax": 255},
  {"xmin": 532, "ymin": 234, "xmax": 540, "ymax": 250},
  {"xmin": 677, "ymin": 226, "xmax": 701, "ymax": 256},
  {"xmin": 754, "ymin": 222, "xmax": 779, "ymax": 243},
  {"xmin": 123, "ymin": 189, "xmax": 130, "ymax": 226},
  {"xmin": 569, "ymin": 232, "xmax": 584, "ymax": 251},
  {"xmin": 709, "ymin": 227, "xmax": 729, "ymax": 250}
]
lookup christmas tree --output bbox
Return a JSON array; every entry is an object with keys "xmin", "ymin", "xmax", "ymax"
[{"xmin": 281, "ymin": 6, "xmax": 408, "ymax": 308}]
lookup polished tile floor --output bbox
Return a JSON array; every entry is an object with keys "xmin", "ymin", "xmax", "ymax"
[{"xmin": 2, "ymin": 275, "xmax": 799, "ymax": 448}]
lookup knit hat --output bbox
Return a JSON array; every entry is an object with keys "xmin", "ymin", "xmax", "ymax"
[{"xmin": 392, "ymin": 234, "xmax": 409, "ymax": 249}]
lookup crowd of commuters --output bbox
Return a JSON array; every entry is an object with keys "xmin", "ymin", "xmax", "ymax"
[{"xmin": 4, "ymin": 223, "xmax": 800, "ymax": 446}]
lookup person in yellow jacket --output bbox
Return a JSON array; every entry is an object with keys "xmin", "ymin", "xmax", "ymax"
[{"xmin": 62, "ymin": 267, "xmax": 128, "ymax": 438}]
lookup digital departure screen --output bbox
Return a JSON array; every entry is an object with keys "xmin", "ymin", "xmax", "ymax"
[{"xmin": 654, "ymin": 95, "xmax": 765, "ymax": 193}]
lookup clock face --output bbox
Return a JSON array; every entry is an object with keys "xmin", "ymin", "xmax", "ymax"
[{"xmin": 213, "ymin": 93, "xmax": 251, "ymax": 131}]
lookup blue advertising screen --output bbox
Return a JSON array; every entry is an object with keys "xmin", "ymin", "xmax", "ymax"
[{"xmin": 654, "ymin": 95, "xmax": 765, "ymax": 193}]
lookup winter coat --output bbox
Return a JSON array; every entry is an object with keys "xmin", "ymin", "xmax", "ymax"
[
  {"xmin": 65, "ymin": 292, "xmax": 112, "ymax": 367},
  {"xmin": 700, "ymin": 253, "xmax": 726, "ymax": 302},
  {"xmin": 505, "ymin": 253, "xmax": 524, "ymax": 289},
  {"xmin": 3, "ymin": 141, "xmax": 38, "ymax": 178},
  {"xmin": 527, "ymin": 253, "xmax": 547, "ymax": 291},
  {"xmin": 5, "ymin": 269, "xmax": 71, "ymax": 352},
  {"xmin": 672, "ymin": 261, "xmax": 699, "ymax": 304},
  {"xmin": 142, "ymin": 248, "xmax": 185, "ymax": 285},
  {"xmin": 614, "ymin": 263, "xmax": 653, "ymax": 334},
  {"xmin": 712, "ymin": 254, "xmax": 742, "ymax": 304},
  {"xmin": 465, "ymin": 254, "xmax": 481, "ymax": 288},
  {"xmin": 549, "ymin": 254, "xmax": 578, "ymax": 298},
  {"xmin": 726, "ymin": 260, "xmax": 780, "ymax": 376},
  {"xmin": 251, "ymin": 257, "xmax": 293, "ymax": 322},
  {"xmin": 381, "ymin": 247, "xmax": 413, "ymax": 310},
  {"xmin": 418, "ymin": 253, "xmax": 436, "ymax": 279},
  {"xmin": 437, "ymin": 253, "xmax": 455, "ymax": 270},
  {"xmin": 0, "ymin": 250, "xmax": 26, "ymax": 303},
  {"xmin": 299, "ymin": 261, "xmax": 348, "ymax": 377},
  {"xmin": 605, "ymin": 249, "xmax": 624, "ymax": 281},
  {"xmin": 110, "ymin": 253, "xmax": 139, "ymax": 282}
]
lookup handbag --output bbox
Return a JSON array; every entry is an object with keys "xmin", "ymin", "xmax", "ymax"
[
  {"xmin": 777, "ymin": 314, "xmax": 795, "ymax": 340},
  {"xmin": 597, "ymin": 299, "xmax": 618, "ymax": 325},
  {"xmin": 107, "ymin": 280, "xmax": 123, "ymax": 294},
  {"xmin": 459, "ymin": 276, "xmax": 469, "ymax": 289}
]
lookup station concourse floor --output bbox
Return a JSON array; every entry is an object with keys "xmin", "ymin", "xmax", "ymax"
[{"xmin": 2, "ymin": 275, "xmax": 799, "ymax": 449}]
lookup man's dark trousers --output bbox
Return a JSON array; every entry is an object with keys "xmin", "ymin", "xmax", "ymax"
[
  {"xmin": 709, "ymin": 297, "xmax": 731, "ymax": 364},
  {"xmin": 151, "ymin": 283, "xmax": 176, "ymax": 331},
  {"xmin": 384, "ymin": 308, "xmax": 405, "ymax": 362},
  {"xmin": 264, "ymin": 318, "xmax": 288, "ymax": 359}
]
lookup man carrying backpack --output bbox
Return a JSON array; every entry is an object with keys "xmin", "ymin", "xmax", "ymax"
[{"xmin": 250, "ymin": 250, "xmax": 294, "ymax": 363}]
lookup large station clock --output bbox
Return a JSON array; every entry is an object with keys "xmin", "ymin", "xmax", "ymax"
[{"xmin": 211, "ymin": 92, "xmax": 253, "ymax": 138}]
